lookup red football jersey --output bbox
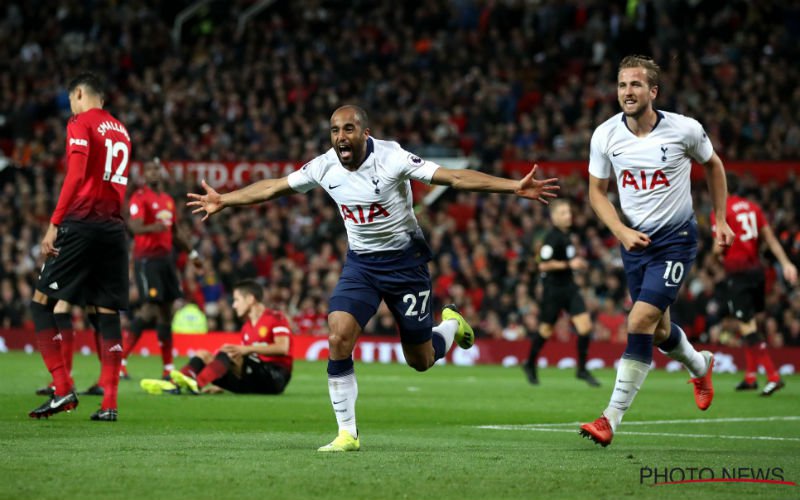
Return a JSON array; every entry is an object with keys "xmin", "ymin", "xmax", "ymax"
[
  {"xmin": 712, "ymin": 194, "xmax": 767, "ymax": 273},
  {"xmin": 241, "ymin": 308, "xmax": 293, "ymax": 371},
  {"xmin": 53, "ymin": 108, "xmax": 131, "ymax": 224},
  {"xmin": 129, "ymin": 186, "xmax": 176, "ymax": 258}
]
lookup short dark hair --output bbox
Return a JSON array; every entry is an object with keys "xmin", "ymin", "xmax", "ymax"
[
  {"xmin": 333, "ymin": 105, "xmax": 370, "ymax": 129},
  {"xmin": 233, "ymin": 279, "xmax": 263, "ymax": 303},
  {"xmin": 67, "ymin": 72, "xmax": 106, "ymax": 99},
  {"xmin": 619, "ymin": 55, "xmax": 661, "ymax": 88}
]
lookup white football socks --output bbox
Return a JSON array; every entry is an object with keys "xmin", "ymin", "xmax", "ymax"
[
  {"xmin": 328, "ymin": 372, "xmax": 358, "ymax": 438},
  {"xmin": 432, "ymin": 318, "xmax": 458, "ymax": 352},
  {"xmin": 603, "ymin": 358, "xmax": 651, "ymax": 432},
  {"xmin": 660, "ymin": 325, "xmax": 706, "ymax": 378}
]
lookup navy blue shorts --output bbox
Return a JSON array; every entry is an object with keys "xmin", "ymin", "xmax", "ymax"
[
  {"xmin": 329, "ymin": 239, "xmax": 434, "ymax": 345},
  {"xmin": 621, "ymin": 219, "xmax": 698, "ymax": 311}
]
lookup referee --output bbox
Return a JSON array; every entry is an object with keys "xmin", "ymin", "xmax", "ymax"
[{"xmin": 524, "ymin": 199, "xmax": 600, "ymax": 387}]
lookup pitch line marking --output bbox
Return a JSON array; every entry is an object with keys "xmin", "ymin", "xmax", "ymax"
[
  {"xmin": 479, "ymin": 415, "xmax": 800, "ymax": 429},
  {"xmin": 477, "ymin": 416, "xmax": 800, "ymax": 442},
  {"xmin": 476, "ymin": 426, "xmax": 800, "ymax": 442}
]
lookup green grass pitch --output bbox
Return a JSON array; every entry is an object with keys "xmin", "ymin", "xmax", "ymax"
[{"xmin": 1, "ymin": 352, "xmax": 798, "ymax": 499}]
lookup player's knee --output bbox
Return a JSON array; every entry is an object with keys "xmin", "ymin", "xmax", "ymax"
[
  {"xmin": 327, "ymin": 316, "xmax": 359, "ymax": 353},
  {"xmin": 628, "ymin": 306, "xmax": 663, "ymax": 333},
  {"xmin": 156, "ymin": 303, "xmax": 171, "ymax": 322},
  {"xmin": 53, "ymin": 300, "xmax": 72, "ymax": 314},
  {"xmin": 139, "ymin": 303, "xmax": 157, "ymax": 322},
  {"xmin": 32, "ymin": 290, "xmax": 52, "ymax": 307},
  {"xmin": 327, "ymin": 330, "xmax": 356, "ymax": 353}
]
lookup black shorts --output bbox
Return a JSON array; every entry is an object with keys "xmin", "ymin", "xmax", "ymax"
[
  {"xmin": 213, "ymin": 357, "xmax": 292, "ymax": 394},
  {"xmin": 540, "ymin": 282, "xmax": 587, "ymax": 325},
  {"xmin": 723, "ymin": 268, "xmax": 765, "ymax": 322},
  {"xmin": 36, "ymin": 220, "xmax": 129, "ymax": 310},
  {"xmin": 134, "ymin": 255, "xmax": 183, "ymax": 304}
]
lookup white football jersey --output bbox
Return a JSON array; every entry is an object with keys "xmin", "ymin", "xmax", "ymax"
[
  {"xmin": 588, "ymin": 110, "xmax": 713, "ymax": 235},
  {"xmin": 287, "ymin": 137, "xmax": 439, "ymax": 253}
]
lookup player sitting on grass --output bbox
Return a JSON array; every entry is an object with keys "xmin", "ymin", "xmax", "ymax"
[{"xmin": 140, "ymin": 280, "xmax": 292, "ymax": 395}]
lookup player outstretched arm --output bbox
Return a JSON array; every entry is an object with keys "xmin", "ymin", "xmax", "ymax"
[
  {"xmin": 761, "ymin": 224, "xmax": 799, "ymax": 285},
  {"xmin": 703, "ymin": 152, "xmax": 734, "ymax": 249},
  {"xmin": 588, "ymin": 174, "xmax": 650, "ymax": 251},
  {"xmin": 187, "ymin": 177, "xmax": 296, "ymax": 221},
  {"xmin": 430, "ymin": 164, "xmax": 559, "ymax": 204}
]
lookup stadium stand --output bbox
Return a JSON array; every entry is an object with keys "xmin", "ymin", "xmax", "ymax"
[{"xmin": 0, "ymin": 0, "xmax": 798, "ymax": 349}]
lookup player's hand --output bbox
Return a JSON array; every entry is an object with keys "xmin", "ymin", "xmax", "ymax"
[
  {"xmin": 40, "ymin": 223, "xmax": 59, "ymax": 258},
  {"xmin": 569, "ymin": 257, "xmax": 588, "ymax": 271},
  {"xmin": 187, "ymin": 179, "xmax": 224, "ymax": 221},
  {"xmin": 201, "ymin": 384, "xmax": 225, "ymax": 394},
  {"xmin": 783, "ymin": 262, "xmax": 798, "ymax": 286},
  {"xmin": 714, "ymin": 219, "xmax": 735, "ymax": 250},
  {"xmin": 515, "ymin": 164, "xmax": 560, "ymax": 204},
  {"xmin": 618, "ymin": 227, "xmax": 651, "ymax": 251},
  {"xmin": 220, "ymin": 343, "xmax": 244, "ymax": 362}
]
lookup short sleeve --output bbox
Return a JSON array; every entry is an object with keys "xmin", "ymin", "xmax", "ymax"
[
  {"xmin": 287, "ymin": 156, "xmax": 324, "ymax": 193},
  {"xmin": 540, "ymin": 232, "xmax": 556, "ymax": 261},
  {"xmin": 540, "ymin": 244, "xmax": 554, "ymax": 261},
  {"xmin": 66, "ymin": 118, "xmax": 90, "ymax": 157},
  {"xmin": 587, "ymin": 130, "xmax": 611, "ymax": 179},
  {"xmin": 686, "ymin": 118, "xmax": 714, "ymax": 163},
  {"xmin": 128, "ymin": 192, "xmax": 144, "ymax": 220},
  {"xmin": 271, "ymin": 313, "xmax": 292, "ymax": 337},
  {"xmin": 394, "ymin": 148, "xmax": 440, "ymax": 184}
]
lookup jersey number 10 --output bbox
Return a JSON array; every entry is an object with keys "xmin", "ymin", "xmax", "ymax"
[{"xmin": 103, "ymin": 139, "xmax": 129, "ymax": 186}]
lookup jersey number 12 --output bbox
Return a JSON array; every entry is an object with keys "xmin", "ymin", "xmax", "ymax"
[{"xmin": 103, "ymin": 139, "xmax": 129, "ymax": 185}]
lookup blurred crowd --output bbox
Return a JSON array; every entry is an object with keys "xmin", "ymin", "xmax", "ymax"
[{"xmin": 1, "ymin": 0, "xmax": 799, "ymax": 347}]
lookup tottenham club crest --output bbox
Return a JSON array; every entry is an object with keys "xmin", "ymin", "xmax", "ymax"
[
  {"xmin": 660, "ymin": 145, "xmax": 668, "ymax": 162},
  {"xmin": 371, "ymin": 176, "xmax": 381, "ymax": 194}
]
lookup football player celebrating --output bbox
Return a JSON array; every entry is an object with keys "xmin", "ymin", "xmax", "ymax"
[
  {"xmin": 188, "ymin": 104, "xmax": 559, "ymax": 451},
  {"xmin": 580, "ymin": 55, "xmax": 734, "ymax": 447}
]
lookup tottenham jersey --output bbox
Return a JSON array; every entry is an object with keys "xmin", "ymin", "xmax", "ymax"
[
  {"xmin": 287, "ymin": 137, "xmax": 439, "ymax": 253},
  {"xmin": 588, "ymin": 110, "xmax": 713, "ymax": 235}
]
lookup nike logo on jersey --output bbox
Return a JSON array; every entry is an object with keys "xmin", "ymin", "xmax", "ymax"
[
  {"xmin": 418, "ymin": 313, "xmax": 430, "ymax": 322},
  {"xmin": 664, "ymin": 282, "xmax": 679, "ymax": 288},
  {"xmin": 328, "ymin": 184, "xmax": 341, "ymax": 189},
  {"xmin": 612, "ymin": 150, "xmax": 624, "ymax": 157}
]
